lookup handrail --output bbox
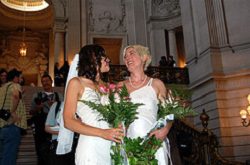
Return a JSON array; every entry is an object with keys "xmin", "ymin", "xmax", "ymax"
[
  {"xmin": 169, "ymin": 110, "xmax": 244, "ymax": 165},
  {"xmin": 108, "ymin": 65, "xmax": 189, "ymax": 84}
]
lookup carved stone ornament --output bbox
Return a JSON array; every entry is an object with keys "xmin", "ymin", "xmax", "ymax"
[
  {"xmin": 0, "ymin": 39, "xmax": 48, "ymax": 82},
  {"xmin": 152, "ymin": 0, "xmax": 180, "ymax": 17},
  {"xmin": 88, "ymin": 0, "xmax": 126, "ymax": 33}
]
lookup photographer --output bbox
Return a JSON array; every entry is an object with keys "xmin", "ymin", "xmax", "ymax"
[
  {"xmin": 30, "ymin": 74, "xmax": 63, "ymax": 165},
  {"xmin": 0, "ymin": 68, "xmax": 27, "ymax": 165}
]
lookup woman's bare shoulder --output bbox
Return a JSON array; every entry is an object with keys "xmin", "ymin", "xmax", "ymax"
[
  {"xmin": 66, "ymin": 77, "xmax": 85, "ymax": 97},
  {"xmin": 151, "ymin": 77, "xmax": 167, "ymax": 96},
  {"xmin": 151, "ymin": 77, "xmax": 165, "ymax": 87},
  {"xmin": 68, "ymin": 77, "xmax": 81, "ymax": 86}
]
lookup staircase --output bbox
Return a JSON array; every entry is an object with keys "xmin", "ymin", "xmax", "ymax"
[
  {"xmin": 169, "ymin": 110, "xmax": 245, "ymax": 165},
  {"xmin": 16, "ymin": 86, "xmax": 64, "ymax": 165},
  {"xmin": 15, "ymin": 76, "xmax": 244, "ymax": 164},
  {"xmin": 16, "ymin": 128, "xmax": 37, "ymax": 165}
]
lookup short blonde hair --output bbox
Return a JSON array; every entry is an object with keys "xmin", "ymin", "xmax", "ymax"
[{"xmin": 123, "ymin": 44, "xmax": 152, "ymax": 70}]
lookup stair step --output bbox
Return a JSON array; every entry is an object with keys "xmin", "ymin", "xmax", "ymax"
[{"xmin": 15, "ymin": 86, "xmax": 64, "ymax": 165}]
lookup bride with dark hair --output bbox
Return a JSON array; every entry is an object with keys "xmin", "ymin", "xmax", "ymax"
[{"xmin": 57, "ymin": 44, "xmax": 124, "ymax": 165}]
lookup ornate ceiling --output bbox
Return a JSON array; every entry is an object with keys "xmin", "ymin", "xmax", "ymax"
[
  {"xmin": 0, "ymin": 0, "xmax": 53, "ymax": 31},
  {"xmin": 1, "ymin": 0, "xmax": 49, "ymax": 11}
]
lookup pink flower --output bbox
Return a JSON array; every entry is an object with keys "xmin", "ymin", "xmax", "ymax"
[
  {"xmin": 99, "ymin": 84, "xmax": 109, "ymax": 94},
  {"xmin": 108, "ymin": 83, "xmax": 117, "ymax": 92}
]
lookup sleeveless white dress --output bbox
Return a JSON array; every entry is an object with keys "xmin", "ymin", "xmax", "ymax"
[
  {"xmin": 75, "ymin": 87, "xmax": 111, "ymax": 165},
  {"xmin": 127, "ymin": 78, "xmax": 171, "ymax": 165}
]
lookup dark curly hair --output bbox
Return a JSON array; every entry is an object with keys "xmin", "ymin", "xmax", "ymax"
[
  {"xmin": 7, "ymin": 68, "xmax": 22, "ymax": 81},
  {"xmin": 77, "ymin": 44, "xmax": 107, "ymax": 82}
]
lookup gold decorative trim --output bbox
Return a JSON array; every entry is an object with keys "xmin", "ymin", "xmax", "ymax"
[{"xmin": 1, "ymin": 0, "xmax": 49, "ymax": 11}]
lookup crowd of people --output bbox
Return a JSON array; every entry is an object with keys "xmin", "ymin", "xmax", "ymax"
[
  {"xmin": 0, "ymin": 44, "xmax": 173, "ymax": 165},
  {"xmin": 29, "ymin": 74, "xmax": 64, "ymax": 165},
  {"xmin": 159, "ymin": 55, "xmax": 176, "ymax": 68}
]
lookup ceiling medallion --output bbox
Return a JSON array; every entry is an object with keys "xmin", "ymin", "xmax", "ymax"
[{"xmin": 1, "ymin": 0, "xmax": 49, "ymax": 12}]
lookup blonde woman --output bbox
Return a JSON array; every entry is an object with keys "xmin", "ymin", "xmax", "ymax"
[{"xmin": 121, "ymin": 45, "xmax": 172, "ymax": 165}]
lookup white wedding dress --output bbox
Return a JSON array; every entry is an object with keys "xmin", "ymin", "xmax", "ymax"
[
  {"xmin": 75, "ymin": 87, "xmax": 111, "ymax": 165},
  {"xmin": 127, "ymin": 78, "xmax": 171, "ymax": 165}
]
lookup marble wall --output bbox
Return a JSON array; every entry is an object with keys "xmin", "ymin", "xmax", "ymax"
[{"xmin": 180, "ymin": 0, "xmax": 250, "ymax": 162}]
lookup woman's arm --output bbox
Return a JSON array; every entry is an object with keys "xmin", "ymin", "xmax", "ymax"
[
  {"xmin": 45, "ymin": 125, "xmax": 59, "ymax": 135},
  {"xmin": 63, "ymin": 78, "xmax": 123, "ymax": 143},
  {"xmin": 150, "ymin": 78, "xmax": 173, "ymax": 141},
  {"xmin": 9, "ymin": 83, "xmax": 21, "ymax": 123},
  {"xmin": 45, "ymin": 102, "xmax": 59, "ymax": 135}
]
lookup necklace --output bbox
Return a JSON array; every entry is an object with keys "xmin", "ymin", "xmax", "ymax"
[{"xmin": 129, "ymin": 75, "xmax": 147, "ymax": 89}]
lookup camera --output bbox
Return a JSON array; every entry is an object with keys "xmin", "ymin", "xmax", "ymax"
[
  {"xmin": 34, "ymin": 92, "xmax": 49, "ymax": 105},
  {"xmin": 0, "ymin": 109, "xmax": 11, "ymax": 121}
]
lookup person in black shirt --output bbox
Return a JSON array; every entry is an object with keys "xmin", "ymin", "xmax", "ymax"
[
  {"xmin": 59, "ymin": 61, "xmax": 69, "ymax": 86},
  {"xmin": 167, "ymin": 55, "xmax": 176, "ymax": 67},
  {"xmin": 159, "ymin": 56, "xmax": 168, "ymax": 67},
  {"xmin": 54, "ymin": 62, "xmax": 62, "ymax": 86}
]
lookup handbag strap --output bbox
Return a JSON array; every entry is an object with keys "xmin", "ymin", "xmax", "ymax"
[
  {"xmin": 0, "ymin": 83, "xmax": 12, "ymax": 110},
  {"xmin": 54, "ymin": 101, "xmax": 61, "ymax": 119}
]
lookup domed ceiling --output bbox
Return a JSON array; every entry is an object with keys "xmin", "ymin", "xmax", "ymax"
[
  {"xmin": 1, "ymin": 0, "xmax": 49, "ymax": 11},
  {"xmin": 0, "ymin": 0, "xmax": 53, "ymax": 31}
]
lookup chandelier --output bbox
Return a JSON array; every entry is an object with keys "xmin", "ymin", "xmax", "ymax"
[
  {"xmin": 239, "ymin": 94, "xmax": 250, "ymax": 127},
  {"xmin": 19, "ymin": 39, "xmax": 27, "ymax": 57},
  {"xmin": 19, "ymin": 2, "xmax": 27, "ymax": 57}
]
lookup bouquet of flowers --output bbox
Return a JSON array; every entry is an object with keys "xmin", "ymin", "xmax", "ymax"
[
  {"xmin": 81, "ymin": 83, "xmax": 141, "ymax": 128},
  {"xmin": 124, "ymin": 90, "xmax": 196, "ymax": 165},
  {"xmin": 80, "ymin": 83, "xmax": 142, "ymax": 165},
  {"xmin": 143, "ymin": 90, "xmax": 195, "ymax": 141},
  {"xmin": 81, "ymin": 83, "xmax": 196, "ymax": 165},
  {"xmin": 123, "ymin": 136, "xmax": 162, "ymax": 165},
  {"xmin": 158, "ymin": 90, "xmax": 195, "ymax": 120}
]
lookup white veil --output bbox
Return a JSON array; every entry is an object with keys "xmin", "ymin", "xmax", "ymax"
[
  {"xmin": 56, "ymin": 54, "xmax": 79, "ymax": 155},
  {"xmin": 64, "ymin": 54, "xmax": 79, "ymax": 92}
]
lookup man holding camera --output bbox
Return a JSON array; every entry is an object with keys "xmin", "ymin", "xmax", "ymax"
[
  {"xmin": 30, "ymin": 74, "xmax": 63, "ymax": 165},
  {"xmin": 0, "ymin": 68, "xmax": 27, "ymax": 165}
]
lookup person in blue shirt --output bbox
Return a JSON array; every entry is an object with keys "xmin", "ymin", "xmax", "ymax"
[{"xmin": 45, "ymin": 101, "xmax": 75, "ymax": 165}]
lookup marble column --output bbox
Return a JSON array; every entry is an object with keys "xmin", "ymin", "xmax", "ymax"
[
  {"xmin": 150, "ymin": 29, "xmax": 167, "ymax": 66},
  {"xmin": 168, "ymin": 29, "xmax": 178, "ymax": 66},
  {"xmin": 54, "ymin": 31, "xmax": 65, "ymax": 66},
  {"xmin": 49, "ymin": 19, "xmax": 66, "ymax": 85}
]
